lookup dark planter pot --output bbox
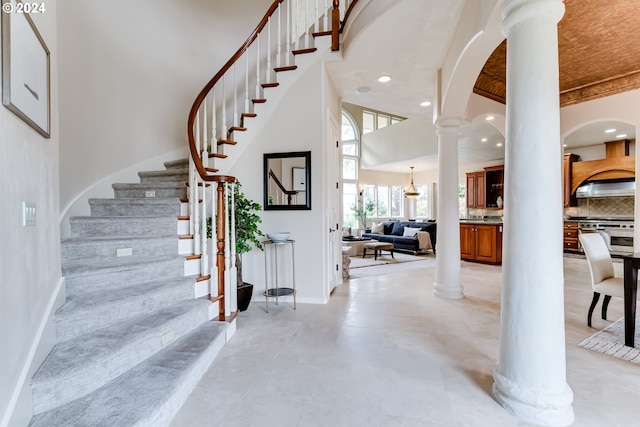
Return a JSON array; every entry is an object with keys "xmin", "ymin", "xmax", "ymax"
[{"xmin": 237, "ymin": 282, "xmax": 254, "ymax": 312}]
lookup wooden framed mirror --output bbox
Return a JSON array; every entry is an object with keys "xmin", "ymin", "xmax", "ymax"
[{"xmin": 263, "ymin": 151, "xmax": 311, "ymax": 210}]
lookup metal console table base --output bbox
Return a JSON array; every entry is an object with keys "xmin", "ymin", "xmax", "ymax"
[{"xmin": 263, "ymin": 239, "xmax": 296, "ymax": 313}]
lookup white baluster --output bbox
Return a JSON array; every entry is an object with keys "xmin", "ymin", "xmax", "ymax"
[
  {"xmin": 287, "ymin": 0, "xmax": 292, "ymax": 64},
  {"xmin": 244, "ymin": 53, "xmax": 249, "ymax": 115},
  {"xmin": 277, "ymin": 4, "xmax": 282, "ymax": 67},
  {"xmin": 323, "ymin": 0, "xmax": 328, "ymax": 31},
  {"xmin": 230, "ymin": 182, "xmax": 237, "ymax": 313},
  {"xmin": 255, "ymin": 33, "xmax": 261, "ymax": 99},
  {"xmin": 202, "ymin": 100, "xmax": 208, "ymax": 168},
  {"xmin": 233, "ymin": 63, "xmax": 238, "ymax": 126},
  {"xmin": 267, "ymin": 16, "xmax": 272, "ymax": 84},
  {"xmin": 193, "ymin": 115, "xmax": 201, "ymax": 256},
  {"xmin": 189, "ymin": 156, "xmax": 196, "ymax": 238},
  {"xmin": 211, "ymin": 87, "xmax": 216, "ymax": 163},
  {"xmin": 314, "ymin": 0, "xmax": 319, "ymax": 35},
  {"xmin": 221, "ymin": 76, "xmax": 226, "ymax": 146},
  {"xmin": 305, "ymin": 0, "xmax": 310, "ymax": 49},
  {"xmin": 200, "ymin": 173, "xmax": 207, "ymax": 276},
  {"xmin": 295, "ymin": 0, "xmax": 300, "ymax": 50}
]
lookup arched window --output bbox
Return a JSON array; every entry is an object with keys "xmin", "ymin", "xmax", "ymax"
[{"xmin": 341, "ymin": 111, "xmax": 360, "ymax": 228}]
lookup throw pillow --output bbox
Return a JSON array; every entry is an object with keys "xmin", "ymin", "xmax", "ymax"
[
  {"xmin": 372, "ymin": 222, "xmax": 385, "ymax": 234},
  {"xmin": 403, "ymin": 227, "xmax": 419, "ymax": 238},
  {"xmin": 391, "ymin": 222, "xmax": 405, "ymax": 235},
  {"xmin": 342, "ymin": 227, "xmax": 351, "ymax": 237}
]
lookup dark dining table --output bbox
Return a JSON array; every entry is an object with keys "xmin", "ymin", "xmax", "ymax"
[{"xmin": 621, "ymin": 253, "xmax": 640, "ymax": 347}]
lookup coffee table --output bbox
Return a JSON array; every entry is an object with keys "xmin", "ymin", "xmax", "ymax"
[{"xmin": 342, "ymin": 238, "xmax": 372, "ymax": 256}]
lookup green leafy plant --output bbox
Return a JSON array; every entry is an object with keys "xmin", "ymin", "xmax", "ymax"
[
  {"xmin": 352, "ymin": 199, "xmax": 375, "ymax": 229},
  {"xmin": 206, "ymin": 181, "xmax": 264, "ymax": 286}
]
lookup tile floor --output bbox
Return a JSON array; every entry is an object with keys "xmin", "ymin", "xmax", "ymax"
[{"xmin": 171, "ymin": 255, "xmax": 640, "ymax": 426}]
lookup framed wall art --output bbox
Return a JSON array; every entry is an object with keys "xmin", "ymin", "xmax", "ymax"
[{"xmin": 2, "ymin": 0, "xmax": 51, "ymax": 138}]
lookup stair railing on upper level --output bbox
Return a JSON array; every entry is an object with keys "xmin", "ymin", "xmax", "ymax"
[{"xmin": 187, "ymin": 0, "xmax": 358, "ymax": 321}]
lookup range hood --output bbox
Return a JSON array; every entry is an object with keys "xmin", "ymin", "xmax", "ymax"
[{"xmin": 576, "ymin": 180, "xmax": 635, "ymax": 198}]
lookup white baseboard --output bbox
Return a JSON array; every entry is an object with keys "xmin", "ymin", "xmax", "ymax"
[{"xmin": 3, "ymin": 278, "xmax": 65, "ymax": 427}]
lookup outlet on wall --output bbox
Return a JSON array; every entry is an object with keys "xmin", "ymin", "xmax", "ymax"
[{"xmin": 22, "ymin": 202, "xmax": 36, "ymax": 227}]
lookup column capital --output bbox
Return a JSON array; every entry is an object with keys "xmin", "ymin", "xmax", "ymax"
[{"xmin": 501, "ymin": 0, "xmax": 565, "ymax": 36}]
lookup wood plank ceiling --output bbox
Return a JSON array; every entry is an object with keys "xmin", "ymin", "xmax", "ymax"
[{"xmin": 473, "ymin": 0, "xmax": 640, "ymax": 107}]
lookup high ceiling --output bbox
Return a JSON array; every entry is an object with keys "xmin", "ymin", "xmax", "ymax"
[
  {"xmin": 327, "ymin": 0, "xmax": 640, "ymax": 173},
  {"xmin": 475, "ymin": 0, "xmax": 640, "ymax": 107}
]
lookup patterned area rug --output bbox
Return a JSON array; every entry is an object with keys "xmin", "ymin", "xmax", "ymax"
[{"xmin": 578, "ymin": 316, "xmax": 640, "ymax": 365}]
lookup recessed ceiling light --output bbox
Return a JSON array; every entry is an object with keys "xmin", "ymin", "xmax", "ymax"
[
  {"xmin": 616, "ymin": 134, "xmax": 628, "ymax": 138},
  {"xmin": 356, "ymin": 86, "xmax": 371, "ymax": 94},
  {"xmin": 605, "ymin": 128, "xmax": 616, "ymax": 133},
  {"xmin": 496, "ymin": 143, "xmax": 503, "ymax": 147},
  {"xmin": 377, "ymin": 75, "xmax": 391, "ymax": 83},
  {"xmin": 486, "ymin": 115, "xmax": 495, "ymax": 121},
  {"xmin": 481, "ymin": 138, "xmax": 487, "ymax": 142},
  {"xmin": 563, "ymin": 144, "xmax": 567, "ymax": 147},
  {"xmin": 420, "ymin": 101, "xmax": 431, "ymax": 107}
]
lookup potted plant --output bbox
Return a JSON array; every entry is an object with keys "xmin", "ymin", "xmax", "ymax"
[
  {"xmin": 207, "ymin": 181, "xmax": 264, "ymax": 311},
  {"xmin": 353, "ymin": 199, "xmax": 375, "ymax": 231}
]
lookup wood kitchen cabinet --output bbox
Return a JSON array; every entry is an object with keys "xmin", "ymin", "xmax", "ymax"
[
  {"xmin": 466, "ymin": 172, "xmax": 485, "ymax": 208},
  {"xmin": 563, "ymin": 153, "xmax": 579, "ymax": 207},
  {"xmin": 563, "ymin": 221, "xmax": 580, "ymax": 253},
  {"xmin": 460, "ymin": 223, "xmax": 503, "ymax": 264}
]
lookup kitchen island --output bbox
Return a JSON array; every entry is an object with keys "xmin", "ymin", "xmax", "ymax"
[{"xmin": 459, "ymin": 219, "xmax": 503, "ymax": 265}]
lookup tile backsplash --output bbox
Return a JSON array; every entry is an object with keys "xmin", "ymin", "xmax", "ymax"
[{"xmin": 564, "ymin": 197, "xmax": 635, "ymax": 218}]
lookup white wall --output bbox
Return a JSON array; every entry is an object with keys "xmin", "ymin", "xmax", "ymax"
[
  {"xmin": 229, "ymin": 57, "xmax": 340, "ymax": 304},
  {"xmin": 0, "ymin": 2, "xmax": 62, "ymax": 425},
  {"xmin": 56, "ymin": 0, "xmax": 272, "ymax": 220}
]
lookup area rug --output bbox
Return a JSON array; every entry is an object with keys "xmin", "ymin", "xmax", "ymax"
[
  {"xmin": 578, "ymin": 316, "xmax": 640, "ymax": 365},
  {"xmin": 349, "ymin": 252, "xmax": 429, "ymax": 269}
]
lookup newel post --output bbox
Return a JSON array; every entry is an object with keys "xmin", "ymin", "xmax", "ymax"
[{"xmin": 331, "ymin": 0, "xmax": 340, "ymax": 51}]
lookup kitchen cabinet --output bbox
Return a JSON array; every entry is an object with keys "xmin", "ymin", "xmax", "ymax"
[
  {"xmin": 563, "ymin": 153, "xmax": 579, "ymax": 207},
  {"xmin": 466, "ymin": 172, "xmax": 485, "ymax": 208},
  {"xmin": 484, "ymin": 165, "xmax": 504, "ymax": 209},
  {"xmin": 563, "ymin": 221, "xmax": 580, "ymax": 253},
  {"xmin": 460, "ymin": 223, "xmax": 503, "ymax": 264}
]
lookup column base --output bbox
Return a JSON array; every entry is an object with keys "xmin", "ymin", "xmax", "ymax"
[
  {"xmin": 433, "ymin": 281, "xmax": 464, "ymax": 300},
  {"xmin": 492, "ymin": 369, "xmax": 574, "ymax": 427}
]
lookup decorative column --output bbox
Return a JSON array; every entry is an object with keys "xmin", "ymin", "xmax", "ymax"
[
  {"xmin": 433, "ymin": 118, "xmax": 463, "ymax": 300},
  {"xmin": 492, "ymin": 1, "xmax": 574, "ymax": 426}
]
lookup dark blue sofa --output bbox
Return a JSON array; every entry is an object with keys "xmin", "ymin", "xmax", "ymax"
[{"xmin": 362, "ymin": 221, "xmax": 436, "ymax": 254}]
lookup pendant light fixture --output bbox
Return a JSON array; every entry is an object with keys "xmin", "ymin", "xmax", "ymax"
[{"xmin": 404, "ymin": 166, "xmax": 420, "ymax": 198}]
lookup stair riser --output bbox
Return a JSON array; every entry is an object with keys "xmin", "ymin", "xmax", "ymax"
[
  {"xmin": 64, "ymin": 258, "xmax": 185, "ymax": 296},
  {"xmin": 138, "ymin": 173, "xmax": 188, "ymax": 183},
  {"xmin": 114, "ymin": 188, "xmax": 188, "ymax": 198},
  {"xmin": 70, "ymin": 217, "xmax": 177, "ymax": 238},
  {"xmin": 62, "ymin": 238, "xmax": 178, "ymax": 264},
  {"xmin": 55, "ymin": 279, "xmax": 195, "ymax": 342},
  {"xmin": 89, "ymin": 200, "xmax": 182, "ymax": 217},
  {"xmin": 32, "ymin": 302, "xmax": 210, "ymax": 415}
]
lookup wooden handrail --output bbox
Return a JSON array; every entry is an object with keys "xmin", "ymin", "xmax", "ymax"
[
  {"xmin": 188, "ymin": 0, "xmax": 288, "ymax": 182},
  {"xmin": 268, "ymin": 169, "xmax": 299, "ymax": 205},
  {"xmin": 340, "ymin": 0, "xmax": 359, "ymax": 33}
]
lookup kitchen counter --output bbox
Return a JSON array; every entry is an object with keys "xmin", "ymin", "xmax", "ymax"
[{"xmin": 459, "ymin": 218, "xmax": 503, "ymax": 225}]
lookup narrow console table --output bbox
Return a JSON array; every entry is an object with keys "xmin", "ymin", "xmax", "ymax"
[{"xmin": 263, "ymin": 239, "xmax": 296, "ymax": 313}]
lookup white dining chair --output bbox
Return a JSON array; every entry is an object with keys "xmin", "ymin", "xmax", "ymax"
[{"xmin": 579, "ymin": 232, "xmax": 625, "ymax": 327}]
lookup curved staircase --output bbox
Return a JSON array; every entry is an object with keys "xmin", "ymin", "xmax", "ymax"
[{"xmin": 28, "ymin": 1, "xmax": 359, "ymax": 425}]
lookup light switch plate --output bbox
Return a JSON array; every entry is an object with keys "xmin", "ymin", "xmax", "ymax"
[
  {"xmin": 116, "ymin": 248, "xmax": 133, "ymax": 257},
  {"xmin": 145, "ymin": 190, "xmax": 156, "ymax": 198}
]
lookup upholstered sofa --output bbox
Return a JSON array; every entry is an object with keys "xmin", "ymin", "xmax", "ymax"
[{"xmin": 361, "ymin": 221, "xmax": 436, "ymax": 254}]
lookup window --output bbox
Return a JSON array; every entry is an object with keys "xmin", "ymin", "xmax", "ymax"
[
  {"xmin": 390, "ymin": 186, "xmax": 403, "ymax": 217},
  {"xmin": 342, "ymin": 111, "xmax": 360, "ymax": 227},
  {"xmin": 416, "ymin": 185, "xmax": 429, "ymax": 217},
  {"xmin": 362, "ymin": 110, "xmax": 404, "ymax": 134},
  {"xmin": 360, "ymin": 184, "xmax": 403, "ymax": 219}
]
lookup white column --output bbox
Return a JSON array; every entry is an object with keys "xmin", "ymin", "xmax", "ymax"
[
  {"xmin": 433, "ymin": 118, "xmax": 463, "ymax": 300},
  {"xmin": 492, "ymin": 1, "xmax": 574, "ymax": 426}
]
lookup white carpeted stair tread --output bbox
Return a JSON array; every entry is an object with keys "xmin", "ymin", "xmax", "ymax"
[
  {"xmin": 163, "ymin": 159, "xmax": 188, "ymax": 169},
  {"xmin": 29, "ymin": 321, "xmax": 228, "ymax": 427},
  {"xmin": 31, "ymin": 299, "xmax": 211, "ymax": 415},
  {"xmin": 89, "ymin": 198, "xmax": 184, "ymax": 217},
  {"xmin": 63, "ymin": 256, "xmax": 186, "ymax": 295},
  {"xmin": 138, "ymin": 168, "xmax": 189, "ymax": 181},
  {"xmin": 55, "ymin": 277, "xmax": 196, "ymax": 342},
  {"xmin": 61, "ymin": 235, "xmax": 179, "ymax": 263},
  {"xmin": 69, "ymin": 216, "xmax": 178, "ymax": 238},
  {"xmin": 62, "ymin": 254, "xmax": 184, "ymax": 275}
]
